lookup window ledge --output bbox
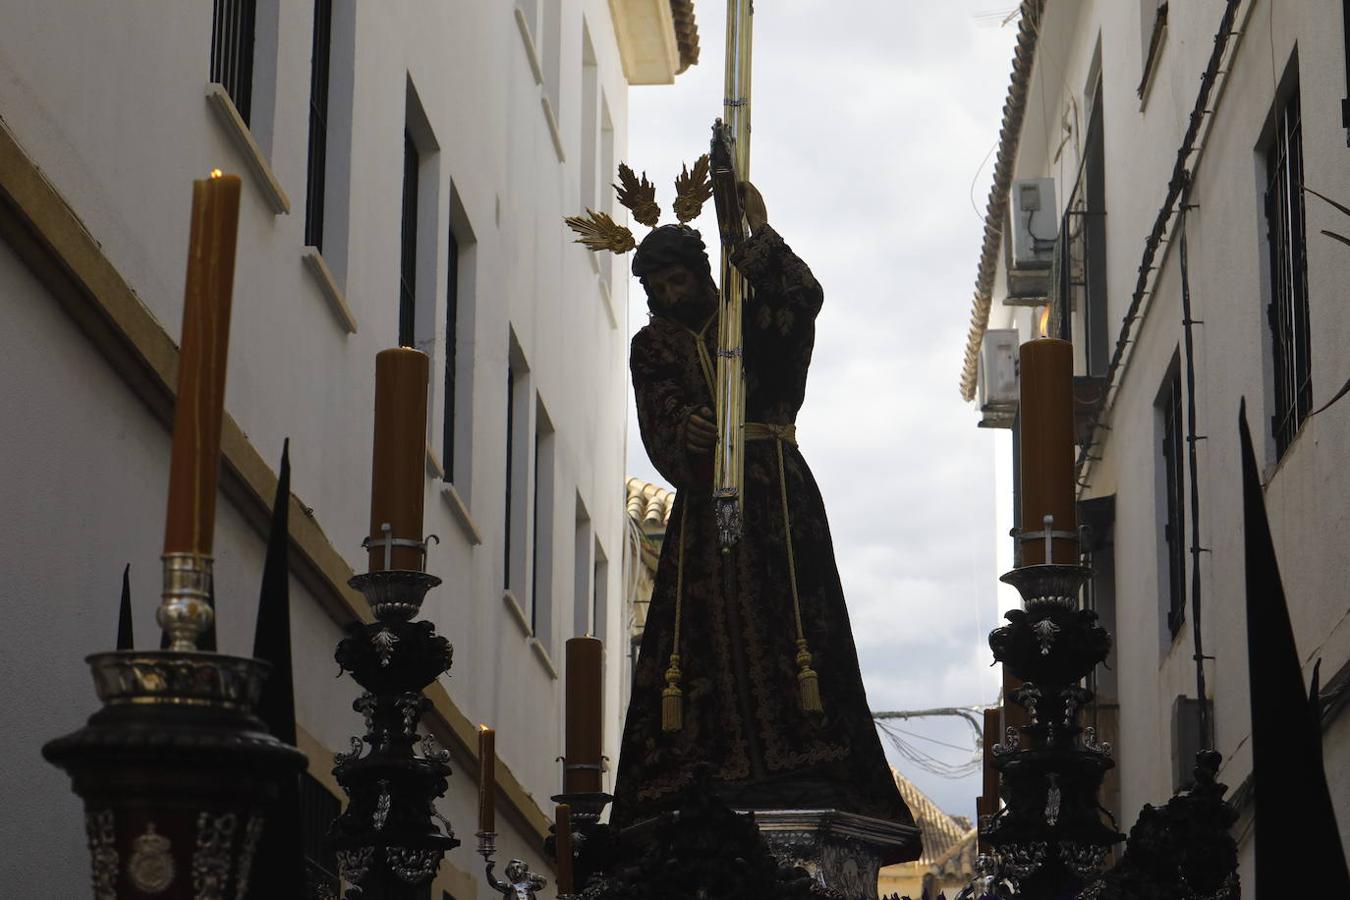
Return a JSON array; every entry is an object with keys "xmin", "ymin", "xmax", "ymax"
[
  {"xmin": 441, "ymin": 483, "xmax": 484, "ymax": 547},
  {"xmin": 302, "ymin": 248, "xmax": 357, "ymax": 334},
  {"xmin": 1136, "ymin": 4, "xmax": 1168, "ymax": 107},
  {"xmin": 503, "ymin": 590, "xmax": 533, "ymax": 638},
  {"xmin": 426, "ymin": 445, "xmax": 445, "ymax": 479},
  {"xmin": 514, "ymin": 8, "xmax": 544, "ymax": 85},
  {"xmin": 1264, "ymin": 417, "xmax": 1313, "ymax": 485},
  {"xmin": 206, "ymin": 83, "xmax": 291, "ymax": 214},
  {"xmin": 529, "ymin": 637, "xmax": 560, "ymax": 680},
  {"xmin": 541, "ymin": 96, "xmax": 566, "ymax": 164}
]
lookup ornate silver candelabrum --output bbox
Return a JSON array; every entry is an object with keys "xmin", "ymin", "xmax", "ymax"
[
  {"xmin": 972, "ymin": 517, "xmax": 1122, "ymax": 897},
  {"xmin": 44, "ymin": 554, "xmax": 306, "ymax": 899},
  {"xmin": 328, "ymin": 533, "xmax": 459, "ymax": 898}
]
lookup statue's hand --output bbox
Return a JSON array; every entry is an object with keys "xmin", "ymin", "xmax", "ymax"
[
  {"xmin": 684, "ymin": 406, "xmax": 717, "ymax": 453},
  {"xmin": 738, "ymin": 181, "xmax": 768, "ymax": 234}
]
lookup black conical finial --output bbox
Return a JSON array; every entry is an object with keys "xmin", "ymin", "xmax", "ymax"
[
  {"xmin": 253, "ymin": 439, "xmax": 296, "ymax": 742},
  {"xmin": 1240, "ymin": 401, "xmax": 1350, "ymax": 895},
  {"xmin": 247, "ymin": 439, "xmax": 303, "ymax": 900},
  {"xmin": 117, "ymin": 564, "xmax": 133, "ymax": 651}
]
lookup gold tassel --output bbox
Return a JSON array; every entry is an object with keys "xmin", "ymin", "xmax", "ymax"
[
  {"xmin": 796, "ymin": 640, "xmax": 824, "ymax": 714},
  {"xmin": 662, "ymin": 656, "xmax": 684, "ymax": 732}
]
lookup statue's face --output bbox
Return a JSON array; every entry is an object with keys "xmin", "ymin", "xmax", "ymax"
[
  {"xmin": 505, "ymin": 860, "xmax": 527, "ymax": 881},
  {"xmin": 645, "ymin": 264, "xmax": 699, "ymax": 309},
  {"xmin": 644, "ymin": 264, "xmax": 714, "ymax": 321}
]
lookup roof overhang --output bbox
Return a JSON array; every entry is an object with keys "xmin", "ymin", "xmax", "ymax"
[
  {"xmin": 609, "ymin": 0, "xmax": 699, "ymax": 85},
  {"xmin": 959, "ymin": 0, "xmax": 1045, "ymax": 402}
]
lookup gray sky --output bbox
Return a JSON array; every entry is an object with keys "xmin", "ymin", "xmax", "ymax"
[{"xmin": 623, "ymin": 2, "xmax": 1019, "ymax": 821}]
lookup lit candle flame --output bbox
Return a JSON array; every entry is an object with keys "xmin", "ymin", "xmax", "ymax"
[
  {"xmin": 1038, "ymin": 306, "xmax": 1051, "ymax": 339},
  {"xmin": 210, "ymin": 169, "xmax": 223, "ymax": 179}
]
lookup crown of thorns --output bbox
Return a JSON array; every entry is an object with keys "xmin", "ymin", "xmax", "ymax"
[{"xmin": 564, "ymin": 156, "xmax": 713, "ymax": 254}]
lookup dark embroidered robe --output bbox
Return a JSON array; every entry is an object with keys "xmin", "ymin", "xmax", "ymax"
[{"xmin": 613, "ymin": 225, "xmax": 915, "ymax": 848}]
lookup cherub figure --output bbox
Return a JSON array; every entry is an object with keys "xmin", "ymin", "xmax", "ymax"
[{"xmin": 486, "ymin": 859, "xmax": 547, "ymax": 900}]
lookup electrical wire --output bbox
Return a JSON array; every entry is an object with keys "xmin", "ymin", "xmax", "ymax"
[
  {"xmin": 872, "ymin": 705, "xmax": 991, "ymax": 780},
  {"xmin": 875, "ymin": 718, "xmax": 983, "ymax": 779}
]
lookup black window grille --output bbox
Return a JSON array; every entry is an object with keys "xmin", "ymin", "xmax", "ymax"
[
  {"xmin": 211, "ymin": 0, "xmax": 257, "ymax": 126},
  {"xmin": 504, "ymin": 364, "xmax": 516, "ymax": 591},
  {"xmin": 299, "ymin": 773, "xmax": 340, "ymax": 897},
  {"xmin": 1264, "ymin": 90, "xmax": 1312, "ymax": 459},
  {"xmin": 399, "ymin": 133, "xmax": 419, "ymax": 347},
  {"xmin": 1161, "ymin": 367, "xmax": 1186, "ymax": 637},
  {"xmin": 443, "ymin": 224, "xmax": 459, "ymax": 482},
  {"xmin": 305, "ymin": 0, "xmax": 333, "ymax": 250}
]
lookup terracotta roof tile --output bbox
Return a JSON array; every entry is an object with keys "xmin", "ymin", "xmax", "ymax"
[
  {"xmin": 892, "ymin": 768, "xmax": 977, "ymax": 867},
  {"xmin": 670, "ymin": 0, "xmax": 699, "ymax": 73},
  {"xmin": 959, "ymin": 1, "xmax": 1045, "ymax": 401},
  {"xmin": 626, "ymin": 476, "xmax": 676, "ymax": 528}
]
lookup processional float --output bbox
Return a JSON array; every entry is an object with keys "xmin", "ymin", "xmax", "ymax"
[{"xmin": 40, "ymin": 4, "xmax": 1271, "ymax": 900}]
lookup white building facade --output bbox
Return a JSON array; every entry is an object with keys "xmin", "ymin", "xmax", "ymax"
[
  {"xmin": 963, "ymin": 0, "xmax": 1350, "ymax": 889},
  {"xmin": 0, "ymin": 1, "xmax": 694, "ymax": 895}
]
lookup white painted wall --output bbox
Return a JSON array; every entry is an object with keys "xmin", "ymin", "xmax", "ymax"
[
  {"xmin": 979, "ymin": 0, "xmax": 1350, "ymax": 887},
  {"xmin": 0, "ymin": 0, "xmax": 650, "ymax": 893}
]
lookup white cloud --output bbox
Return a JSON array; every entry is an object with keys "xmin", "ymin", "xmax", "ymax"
[{"xmin": 625, "ymin": 1, "xmax": 1019, "ymax": 826}]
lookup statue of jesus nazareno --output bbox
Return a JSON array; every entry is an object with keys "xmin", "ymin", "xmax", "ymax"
[{"xmin": 610, "ymin": 182, "xmax": 916, "ymax": 857}]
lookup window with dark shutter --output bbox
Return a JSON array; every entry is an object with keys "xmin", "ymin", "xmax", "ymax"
[
  {"xmin": 210, "ymin": 0, "xmax": 258, "ymax": 125},
  {"xmin": 399, "ymin": 132, "xmax": 419, "ymax": 348},
  {"xmin": 1083, "ymin": 78, "xmax": 1109, "ymax": 377},
  {"xmin": 1264, "ymin": 87, "xmax": 1312, "ymax": 459},
  {"xmin": 1160, "ymin": 366, "xmax": 1185, "ymax": 637},
  {"xmin": 443, "ymin": 224, "xmax": 459, "ymax": 481},
  {"xmin": 505, "ymin": 362, "xmax": 517, "ymax": 591},
  {"xmin": 305, "ymin": 0, "xmax": 333, "ymax": 250}
]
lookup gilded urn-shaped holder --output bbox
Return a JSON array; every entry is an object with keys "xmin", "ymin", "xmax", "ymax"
[
  {"xmin": 978, "ymin": 561, "xmax": 1124, "ymax": 897},
  {"xmin": 43, "ymin": 555, "xmax": 306, "ymax": 900},
  {"xmin": 328, "ymin": 554, "xmax": 459, "ymax": 899}
]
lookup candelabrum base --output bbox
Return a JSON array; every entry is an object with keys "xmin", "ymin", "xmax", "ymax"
[
  {"xmin": 43, "ymin": 649, "xmax": 305, "ymax": 900},
  {"xmin": 744, "ymin": 808, "xmax": 922, "ymax": 900}
]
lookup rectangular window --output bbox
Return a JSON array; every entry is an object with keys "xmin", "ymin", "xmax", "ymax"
[
  {"xmin": 1083, "ymin": 78, "xmax": 1109, "ymax": 376},
  {"xmin": 443, "ymin": 222, "xmax": 460, "ymax": 481},
  {"xmin": 599, "ymin": 99, "xmax": 615, "ymax": 289},
  {"xmin": 1159, "ymin": 364, "xmax": 1186, "ymax": 638},
  {"xmin": 304, "ymin": 0, "xmax": 333, "ymax": 250},
  {"xmin": 211, "ymin": 0, "xmax": 258, "ymax": 125},
  {"xmin": 581, "ymin": 25, "xmax": 600, "ymax": 213},
  {"xmin": 1264, "ymin": 86, "xmax": 1312, "ymax": 459},
  {"xmin": 299, "ymin": 773, "xmax": 340, "ymax": 896},
  {"xmin": 574, "ymin": 500, "xmax": 593, "ymax": 637},
  {"xmin": 593, "ymin": 544, "xmax": 608, "ymax": 643},
  {"xmin": 531, "ymin": 403, "xmax": 556, "ymax": 645},
  {"xmin": 505, "ymin": 339, "xmax": 530, "ymax": 596},
  {"xmin": 505, "ymin": 362, "xmax": 517, "ymax": 591},
  {"xmin": 399, "ymin": 131, "xmax": 419, "ymax": 348}
]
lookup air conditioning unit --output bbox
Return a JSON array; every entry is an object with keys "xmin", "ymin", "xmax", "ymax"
[
  {"xmin": 978, "ymin": 328, "xmax": 1019, "ymax": 428},
  {"xmin": 1005, "ymin": 177, "xmax": 1057, "ymax": 303}
]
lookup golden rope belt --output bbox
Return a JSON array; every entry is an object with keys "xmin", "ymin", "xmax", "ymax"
[{"xmin": 662, "ymin": 404, "xmax": 823, "ymax": 731}]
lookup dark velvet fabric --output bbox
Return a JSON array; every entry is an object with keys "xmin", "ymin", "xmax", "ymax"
[{"xmin": 614, "ymin": 225, "xmax": 914, "ymax": 851}]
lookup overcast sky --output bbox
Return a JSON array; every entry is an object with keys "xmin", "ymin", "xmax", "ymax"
[{"xmin": 622, "ymin": 2, "xmax": 1020, "ymax": 821}]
